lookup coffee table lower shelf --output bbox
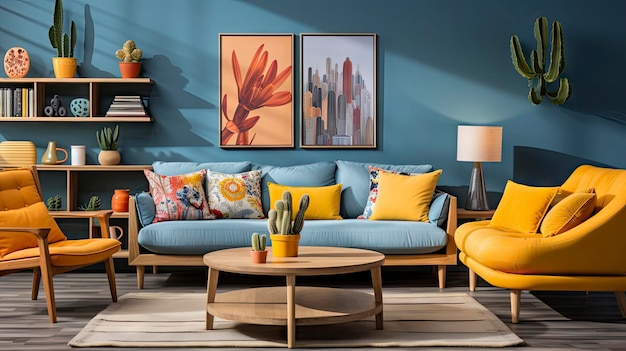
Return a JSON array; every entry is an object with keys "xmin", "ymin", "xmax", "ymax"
[{"xmin": 208, "ymin": 286, "xmax": 381, "ymax": 326}]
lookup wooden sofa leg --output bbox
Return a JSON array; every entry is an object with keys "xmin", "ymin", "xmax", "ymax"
[
  {"xmin": 469, "ymin": 269, "xmax": 476, "ymax": 292},
  {"xmin": 615, "ymin": 291, "xmax": 626, "ymax": 318},
  {"xmin": 137, "ymin": 265, "xmax": 145, "ymax": 289},
  {"xmin": 437, "ymin": 265, "xmax": 446, "ymax": 289},
  {"xmin": 104, "ymin": 257, "xmax": 117, "ymax": 302},
  {"xmin": 31, "ymin": 268, "xmax": 41, "ymax": 300},
  {"xmin": 510, "ymin": 289, "xmax": 521, "ymax": 324}
]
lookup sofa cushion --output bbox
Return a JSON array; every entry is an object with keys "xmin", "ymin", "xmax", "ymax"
[
  {"xmin": 369, "ymin": 169, "xmax": 442, "ymax": 222},
  {"xmin": 0, "ymin": 202, "xmax": 67, "ymax": 259},
  {"xmin": 134, "ymin": 191, "xmax": 156, "ymax": 227},
  {"xmin": 489, "ymin": 180, "xmax": 559, "ymax": 234},
  {"xmin": 206, "ymin": 170, "xmax": 264, "ymax": 219},
  {"xmin": 335, "ymin": 160, "xmax": 433, "ymax": 218},
  {"xmin": 540, "ymin": 192, "xmax": 596, "ymax": 237},
  {"xmin": 137, "ymin": 219, "xmax": 447, "ymax": 255},
  {"xmin": 144, "ymin": 170, "xmax": 213, "ymax": 222},
  {"xmin": 253, "ymin": 161, "xmax": 337, "ymax": 214},
  {"xmin": 152, "ymin": 161, "xmax": 252, "ymax": 176},
  {"xmin": 429, "ymin": 192, "xmax": 450, "ymax": 227},
  {"xmin": 268, "ymin": 182, "xmax": 343, "ymax": 220}
]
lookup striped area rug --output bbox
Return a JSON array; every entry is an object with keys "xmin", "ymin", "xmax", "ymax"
[{"xmin": 69, "ymin": 289, "xmax": 524, "ymax": 348}]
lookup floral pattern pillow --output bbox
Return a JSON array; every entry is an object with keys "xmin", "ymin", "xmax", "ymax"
[
  {"xmin": 206, "ymin": 170, "xmax": 264, "ymax": 219},
  {"xmin": 144, "ymin": 169, "xmax": 213, "ymax": 222}
]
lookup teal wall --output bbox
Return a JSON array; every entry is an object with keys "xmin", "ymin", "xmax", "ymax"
[{"xmin": 2, "ymin": 0, "xmax": 626, "ymax": 195}]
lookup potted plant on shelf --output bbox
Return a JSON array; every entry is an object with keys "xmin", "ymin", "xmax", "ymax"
[
  {"xmin": 267, "ymin": 190, "xmax": 309, "ymax": 257},
  {"xmin": 115, "ymin": 40, "xmax": 142, "ymax": 78},
  {"xmin": 48, "ymin": 0, "xmax": 77, "ymax": 78},
  {"xmin": 250, "ymin": 232, "xmax": 268, "ymax": 263},
  {"xmin": 96, "ymin": 125, "xmax": 121, "ymax": 165}
]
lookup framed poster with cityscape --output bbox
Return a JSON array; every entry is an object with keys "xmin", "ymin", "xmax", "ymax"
[
  {"xmin": 300, "ymin": 33, "xmax": 376, "ymax": 148},
  {"xmin": 219, "ymin": 34, "xmax": 294, "ymax": 148}
]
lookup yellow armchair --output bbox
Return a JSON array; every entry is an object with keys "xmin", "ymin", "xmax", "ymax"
[
  {"xmin": 0, "ymin": 166, "xmax": 121, "ymax": 322},
  {"xmin": 455, "ymin": 165, "xmax": 626, "ymax": 323}
]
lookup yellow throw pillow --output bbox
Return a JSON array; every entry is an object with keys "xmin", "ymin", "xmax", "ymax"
[
  {"xmin": 369, "ymin": 169, "xmax": 442, "ymax": 222},
  {"xmin": 0, "ymin": 202, "xmax": 66, "ymax": 259},
  {"xmin": 540, "ymin": 192, "xmax": 596, "ymax": 237},
  {"xmin": 489, "ymin": 180, "xmax": 559, "ymax": 234},
  {"xmin": 268, "ymin": 183, "xmax": 343, "ymax": 220}
]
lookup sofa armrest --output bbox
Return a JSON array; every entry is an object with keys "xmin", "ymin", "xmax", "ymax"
[
  {"xmin": 128, "ymin": 195, "xmax": 141, "ymax": 263},
  {"xmin": 444, "ymin": 194, "xmax": 458, "ymax": 257}
]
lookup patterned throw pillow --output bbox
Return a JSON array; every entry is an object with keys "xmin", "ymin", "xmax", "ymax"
[
  {"xmin": 144, "ymin": 169, "xmax": 213, "ymax": 222},
  {"xmin": 206, "ymin": 170, "xmax": 264, "ymax": 219}
]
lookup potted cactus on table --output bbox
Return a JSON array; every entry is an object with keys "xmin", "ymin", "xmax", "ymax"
[
  {"xmin": 250, "ymin": 232, "xmax": 268, "ymax": 263},
  {"xmin": 115, "ymin": 40, "xmax": 142, "ymax": 78},
  {"xmin": 267, "ymin": 190, "xmax": 309, "ymax": 257},
  {"xmin": 96, "ymin": 125, "xmax": 120, "ymax": 165}
]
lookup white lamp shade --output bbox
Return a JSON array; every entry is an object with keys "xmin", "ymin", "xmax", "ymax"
[{"xmin": 457, "ymin": 125, "xmax": 503, "ymax": 162}]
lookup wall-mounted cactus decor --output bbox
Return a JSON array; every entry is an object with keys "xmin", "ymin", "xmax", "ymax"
[{"xmin": 510, "ymin": 16, "xmax": 572, "ymax": 105}]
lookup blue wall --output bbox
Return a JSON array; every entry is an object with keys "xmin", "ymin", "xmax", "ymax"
[{"xmin": 2, "ymin": 0, "xmax": 626, "ymax": 195}]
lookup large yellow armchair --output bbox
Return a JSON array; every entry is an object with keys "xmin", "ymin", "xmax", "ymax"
[
  {"xmin": 455, "ymin": 165, "xmax": 626, "ymax": 323},
  {"xmin": 0, "ymin": 166, "xmax": 121, "ymax": 322}
]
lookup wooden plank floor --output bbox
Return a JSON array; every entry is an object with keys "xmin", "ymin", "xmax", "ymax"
[{"xmin": 1, "ymin": 267, "xmax": 625, "ymax": 350}]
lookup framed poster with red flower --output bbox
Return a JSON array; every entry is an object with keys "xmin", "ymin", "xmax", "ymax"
[{"xmin": 219, "ymin": 34, "xmax": 294, "ymax": 148}]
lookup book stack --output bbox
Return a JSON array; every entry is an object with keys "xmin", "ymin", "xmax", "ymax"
[
  {"xmin": 105, "ymin": 95, "xmax": 148, "ymax": 116},
  {"xmin": 1, "ymin": 87, "xmax": 34, "ymax": 117}
]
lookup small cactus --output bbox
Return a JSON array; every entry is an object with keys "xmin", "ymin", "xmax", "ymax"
[
  {"xmin": 96, "ymin": 125, "xmax": 119, "ymax": 151},
  {"xmin": 115, "ymin": 40, "xmax": 142, "ymax": 62},
  {"xmin": 46, "ymin": 195, "xmax": 62, "ymax": 211},
  {"xmin": 79, "ymin": 196, "xmax": 101, "ymax": 211},
  {"xmin": 267, "ymin": 190, "xmax": 309, "ymax": 235},
  {"xmin": 251, "ymin": 232, "xmax": 267, "ymax": 251}
]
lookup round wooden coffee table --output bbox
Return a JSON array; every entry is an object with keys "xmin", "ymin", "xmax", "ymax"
[{"xmin": 203, "ymin": 246, "xmax": 385, "ymax": 349}]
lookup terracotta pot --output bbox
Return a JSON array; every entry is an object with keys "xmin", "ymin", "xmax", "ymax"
[
  {"xmin": 270, "ymin": 234, "xmax": 300, "ymax": 257},
  {"xmin": 51, "ymin": 57, "xmax": 77, "ymax": 78},
  {"xmin": 111, "ymin": 189, "xmax": 130, "ymax": 212},
  {"xmin": 250, "ymin": 250, "xmax": 268, "ymax": 263},
  {"xmin": 119, "ymin": 62, "xmax": 141, "ymax": 78},
  {"xmin": 98, "ymin": 150, "xmax": 121, "ymax": 165}
]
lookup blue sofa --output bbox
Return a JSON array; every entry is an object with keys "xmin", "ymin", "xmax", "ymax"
[{"xmin": 127, "ymin": 160, "xmax": 458, "ymax": 288}]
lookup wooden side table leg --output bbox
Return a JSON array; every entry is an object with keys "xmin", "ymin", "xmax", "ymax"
[
  {"xmin": 286, "ymin": 274, "xmax": 296, "ymax": 349},
  {"xmin": 205, "ymin": 267, "xmax": 219, "ymax": 330},
  {"xmin": 371, "ymin": 266, "xmax": 384, "ymax": 330}
]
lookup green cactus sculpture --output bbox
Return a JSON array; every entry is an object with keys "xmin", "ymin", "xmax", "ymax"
[
  {"xmin": 267, "ymin": 190, "xmax": 310, "ymax": 235},
  {"xmin": 48, "ymin": 0, "xmax": 76, "ymax": 57},
  {"xmin": 96, "ymin": 125, "xmax": 119, "ymax": 151},
  {"xmin": 79, "ymin": 196, "xmax": 101, "ymax": 211},
  {"xmin": 46, "ymin": 195, "xmax": 62, "ymax": 211},
  {"xmin": 510, "ymin": 16, "xmax": 572, "ymax": 105},
  {"xmin": 251, "ymin": 232, "xmax": 267, "ymax": 251},
  {"xmin": 115, "ymin": 40, "xmax": 143, "ymax": 62}
]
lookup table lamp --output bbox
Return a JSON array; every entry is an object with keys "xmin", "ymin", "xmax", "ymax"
[{"xmin": 457, "ymin": 125, "xmax": 503, "ymax": 210}]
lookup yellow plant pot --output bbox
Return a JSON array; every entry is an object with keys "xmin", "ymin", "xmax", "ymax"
[
  {"xmin": 51, "ymin": 57, "xmax": 77, "ymax": 78},
  {"xmin": 270, "ymin": 234, "xmax": 300, "ymax": 257}
]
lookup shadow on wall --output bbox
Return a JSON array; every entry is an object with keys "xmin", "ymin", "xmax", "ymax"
[{"xmin": 513, "ymin": 146, "xmax": 612, "ymax": 186}]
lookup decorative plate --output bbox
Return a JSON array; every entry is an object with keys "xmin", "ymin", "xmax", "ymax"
[{"xmin": 4, "ymin": 47, "xmax": 30, "ymax": 78}]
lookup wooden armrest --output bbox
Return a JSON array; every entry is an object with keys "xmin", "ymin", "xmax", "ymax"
[
  {"xmin": 51, "ymin": 210, "xmax": 113, "ymax": 239},
  {"xmin": 0, "ymin": 227, "xmax": 51, "ymax": 239}
]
